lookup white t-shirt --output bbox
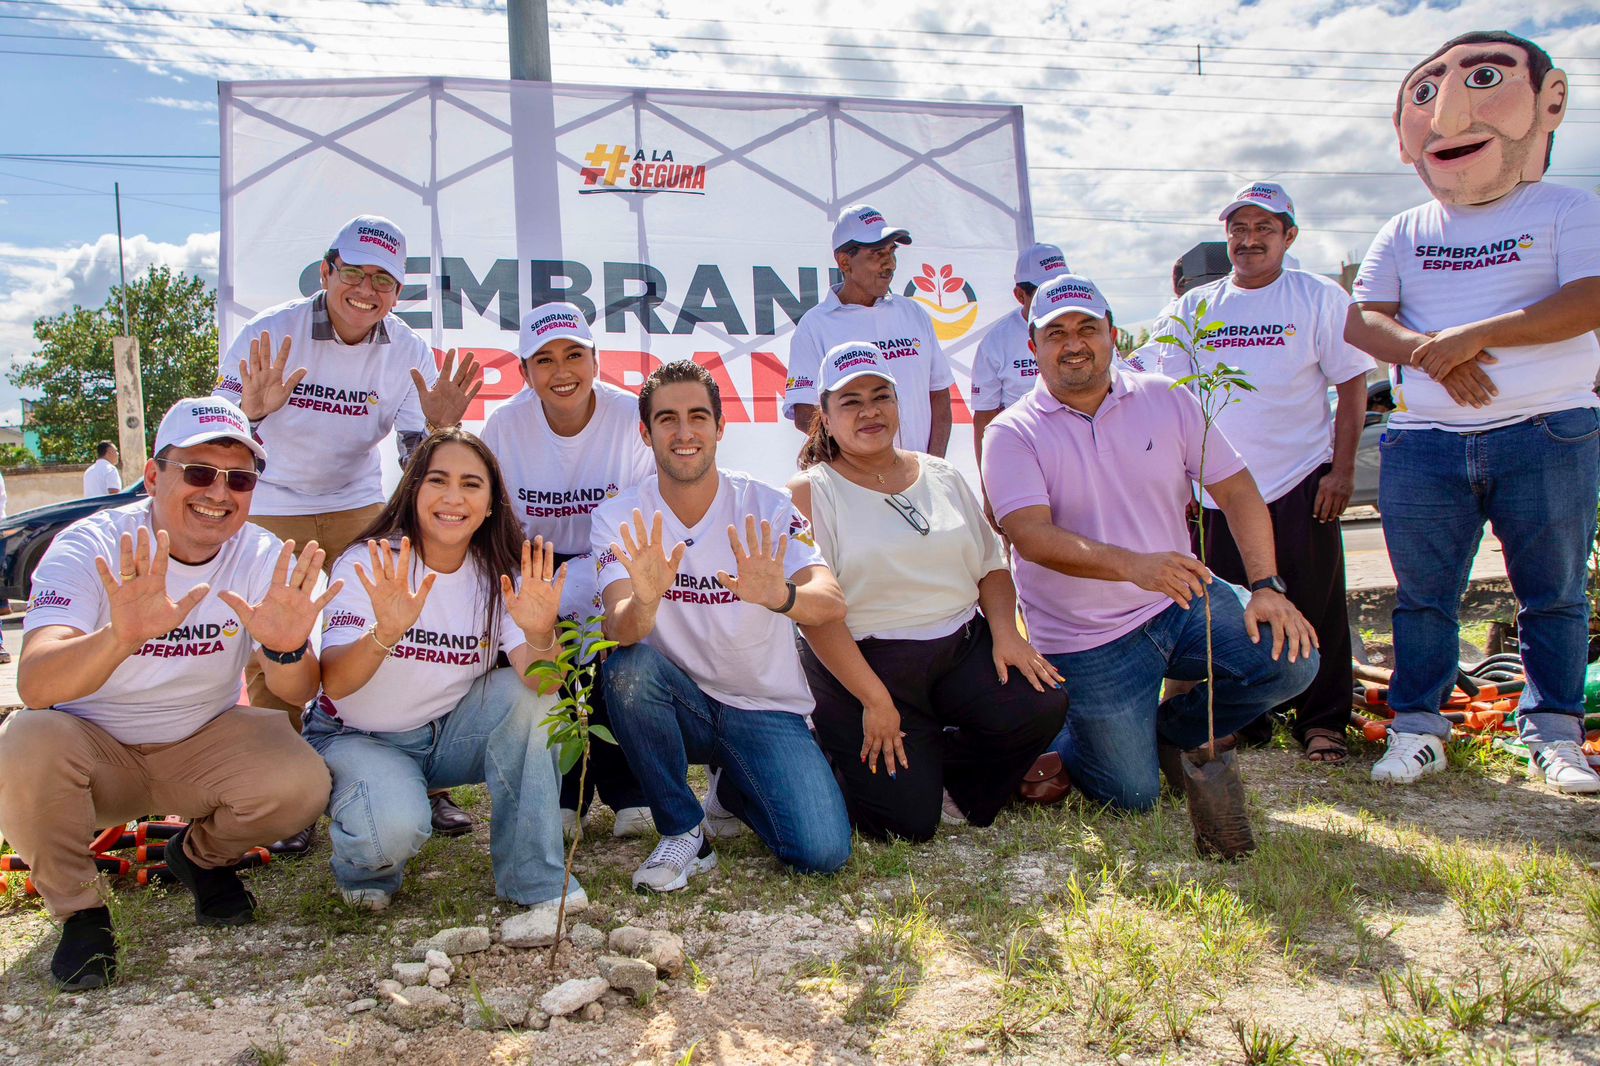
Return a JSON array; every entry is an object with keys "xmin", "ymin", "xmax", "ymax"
[
  {"xmin": 480, "ymin": 382, "xmax": 653, "ymax": 555},
  {"xmin": 23, "ymin": 502, "xmax": 284, "ymax": 745},
  {"xmin": 319, "ymin": 547, "xmax": 524, "ymax": 733},
  {"xmin": 971, "ymin": 311, "xmax": 1038, "ymax": 412},
  {"xmin": 782, "ymin": 286, "xmax": 955, "ymax": 452},
  {"xmin": 1144, "ymin": 270, "xmax": 1372, "ymax": 503},
  {"xmin": 1353, "ymin": 181, "xmax": 1600, "ymax": 431},
  {"xmin": 83, "ymin": 458, "xmax": 122, "ymax": 498},
  {"xmin": 592, "ymin": 471, "xmax": 826, "ymax": 716},
  {"xmin": 800, "ymin": 457, "xmax": 1004, "ymax": 641},
  {"xmin": 215, "ymin": 294, "xmax": 439, "ymax": 515}
]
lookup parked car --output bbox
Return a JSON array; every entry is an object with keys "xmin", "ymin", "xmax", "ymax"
[
  {"xmin": 1345, "ymin": 376, "xmax": 1393, "ymax": 512},
  {"xmin": 0, "ymin": 482, "xmax": 147, "ymax": 604}
]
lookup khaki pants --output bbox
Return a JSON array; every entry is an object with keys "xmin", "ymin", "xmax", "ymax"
[
  {"xmin": 247, "ymin": 503, "xmax": 384, "ymax": 726},
  {"xmin": 0, "ymin": 707, "xmax": 331, "ymax": 918}
]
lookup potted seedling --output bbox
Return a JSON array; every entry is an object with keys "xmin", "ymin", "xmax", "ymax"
[
  {"xmin": 1158, "ymin": 300, "xmax": 1258, "ymax": 859},
  {"xmin": 525, "ymin": 615, "xmax": 617, "ymax": 964}
]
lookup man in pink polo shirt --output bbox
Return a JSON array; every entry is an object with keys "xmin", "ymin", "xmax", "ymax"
[{"xmin": 981, "ymin": 273, "xmax": 1319, "ymax": 815}]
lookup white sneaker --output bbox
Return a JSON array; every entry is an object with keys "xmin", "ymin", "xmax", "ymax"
[
  {"xmin": 526, "ymin": 883, "xmax": 589, "ymax": 915},
  {"xmin": 701, "ymin": 769, "xmax": 747, "ymax": 839},
  {"xmin": 632, "ymin": 829, "xmax": 717, "ymax": 893},
  {"xmin": 1371, "ymin": 732, "xmax": 1447, "ymax": 784},
  {"xmin": 1527, "ymin": 741, "xmax": 1600, "ymax": 794},
  {"xmin": 561, "ymin": 808, "xmax": 579, "ymax": 839},
  {"xmin": 612, "ymin": 806, "xmax": 655, "ymax": 838},
  {"xmin": 940, "ymin": 789, "xmax": 968, "ymax": 826},
  {"xmin": 339, "ymin": 887, "xmax": 392, "ymax": 912}
]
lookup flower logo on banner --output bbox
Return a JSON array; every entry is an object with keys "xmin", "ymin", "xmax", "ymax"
[{"xmin": 905, "ymin": 263, "xmax": 980, "ymax": 341}]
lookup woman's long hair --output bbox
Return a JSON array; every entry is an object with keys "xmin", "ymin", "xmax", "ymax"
[
  {"xmin": 798, "ymin": 395, "xmax": 840, "ymax": 469},
  {"xmin": 351, "ymin": 427, "xmax": 525, "ymax": 667}
]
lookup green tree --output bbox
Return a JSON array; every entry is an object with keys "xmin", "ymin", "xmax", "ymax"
[{"xmin": 8, "ymin": 266, "xmax": 218, "ymax": 462}]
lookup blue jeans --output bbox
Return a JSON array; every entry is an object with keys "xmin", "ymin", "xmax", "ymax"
[
  {"xmin": 1045, "ymin": 580, "xmax": 1319, "ymax": 811},
  {"xmin": 1379, "ymin": 407, "xmax": 1600, "ymax": 744},
  {"xmin": 303, "ymin": 668, "xmax": 568, "ymax": 905},
  {"xmin": 602, "ymin": 642, "xmax": 852, "ymax": 874}
]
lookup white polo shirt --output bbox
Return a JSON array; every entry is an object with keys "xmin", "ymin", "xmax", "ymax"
[
  {"xmin": 215, "ymin": 293, "xmax": 439, "ymax": 516},
  {"xmin": 970, "ymin": 311, "xmax": 1038, "ymax": 412},
  {"xmin": 1353, "ymin": 181, "xmax": 1600, "ymax": 431},
  {"xmin": 782, "ymin": 286, "xmax": 954, "ymax": 451},
  {"xmin": 24, "ymin": 502, "xmax": 284, "ymax": 744},
  {"xmin": 1146, "ymin": 269, "xmax": 1372, "ymax": 503},
  {"xmin": 592, "ymin": 471, "xmax": 826, "ymax": 716},
  {"xmin": 83, "ymin": 458, "xmax": 122, "ymax": 498}
]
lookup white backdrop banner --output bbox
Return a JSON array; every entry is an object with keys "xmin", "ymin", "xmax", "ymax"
[{"xmin": 218, "ymin": 78, "xmax": 1032, "ymax": 488}]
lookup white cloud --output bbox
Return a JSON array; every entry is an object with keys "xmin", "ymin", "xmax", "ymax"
[{"xmin": 143, "ymin": 96, "xmax": 215, "ymax": 112}]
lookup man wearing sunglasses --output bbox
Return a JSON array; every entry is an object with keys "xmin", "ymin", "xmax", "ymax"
[
  {"xmin": 213, "ymin": 215, "xmax": 483, "ymax": 841},
  {"xmin": 0, "ymin": 397, "xmax": 338, "ymax": 990}
]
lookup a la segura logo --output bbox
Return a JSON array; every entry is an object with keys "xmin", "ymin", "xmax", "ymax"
[
  {"xmin": 579, "ymin": 144, "xmax": 708, "ymax": 196},
  {"xmin": 904, "ymin": 263, "xmax": 980, "ymax": 342}
]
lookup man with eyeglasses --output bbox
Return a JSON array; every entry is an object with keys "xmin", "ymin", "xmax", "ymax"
[
  {"xmin": 783, "ymin": 204, "xmax": 954, "ymax": 456},
  {"xmin": 0, "ymin": 397, "xmax": 338, "ymax": 990},
  {"xmin": 1143, "ymin": 182, "xmax": 1372, "ymax": 767},
  {"xmin": 213, "ymin": 215, "xmax": 482, "ymax": 841}
]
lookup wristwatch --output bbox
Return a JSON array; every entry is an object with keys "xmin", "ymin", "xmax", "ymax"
[{"xmin": 1250, "ymin": 575, "xmax": 1288, "ymax": 596}]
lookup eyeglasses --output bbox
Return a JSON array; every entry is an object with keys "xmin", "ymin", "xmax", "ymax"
[
  {"xmin": 884, "ymin": 492, "xmax": 929, "ymax": 536},
  {"xmin": 332, "ymin": 265, "xmax": 399, "ymax": 293},
  {"xmin": 155, "ymin": 459, "xmax": 259, "ymax": 493}
]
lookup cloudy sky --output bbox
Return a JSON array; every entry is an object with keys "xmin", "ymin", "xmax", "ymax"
[{"xmin": 3, "ymin": 0, "xmax": 1599, "ymax": 426}]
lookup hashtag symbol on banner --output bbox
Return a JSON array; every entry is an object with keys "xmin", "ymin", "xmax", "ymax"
[{"xmin": 580, "ymin": 144, "xmax": 630, "ymax": 186}]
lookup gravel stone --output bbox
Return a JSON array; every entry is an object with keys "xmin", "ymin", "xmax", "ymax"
[{"xmin": 539, "ymin": 977, "xmax": 609, "ymax": 1017}]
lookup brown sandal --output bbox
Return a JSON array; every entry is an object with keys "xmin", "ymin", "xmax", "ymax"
[{"xmin": 1302, "ymin": 728, "xmax": 1349, "ymax": 765}]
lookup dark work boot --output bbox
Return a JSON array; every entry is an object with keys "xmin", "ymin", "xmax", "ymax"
[
  {"xmin": 51, "ymin": 906, "xmax": 117, "ymax": 990},
  {"xmin": 162, "ymin": 827, "xmax": 256, "ymax": 926},
  {"xmin": 429, "ymin": 791, "xmax": 473, "ymax": 837}
]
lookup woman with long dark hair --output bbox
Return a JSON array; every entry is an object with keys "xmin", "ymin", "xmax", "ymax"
[
  {"xmin": 303, "ymin": 428, "xmax": 574, "ymax": 911},
  {"xmin": 790, "ymin": 343, "xmax": 1066, "ymax": 842}
]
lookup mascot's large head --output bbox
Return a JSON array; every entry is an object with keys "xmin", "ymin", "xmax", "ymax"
[{"xmin": 1395, "ymin": 31, "xmax": 1567, "ymax": 205}]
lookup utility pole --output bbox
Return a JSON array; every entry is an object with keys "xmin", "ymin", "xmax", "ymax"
[
  {"xmin": 508, "ymin": 0, "xmax": 551, "ymax": 82},
  {"xmin": 111, "ymin": 182, "xmax": 147, "ymax": 482}
]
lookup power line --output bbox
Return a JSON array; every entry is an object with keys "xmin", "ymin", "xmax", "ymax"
[{"xmin": 1036, "ymin": 211, "xmax": 1381, "ymax": 237}]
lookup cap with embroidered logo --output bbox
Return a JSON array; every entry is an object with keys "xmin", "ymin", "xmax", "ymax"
[
  {"xmin": 830, "ymin": 204, "xmax": 913, "ymax": 252},
  {"xmin": 1217, "ymin": 182, "xmax": 1296, "ymax": 223},
  {"xmin": 519, "ymin": 301, "xmax": 595, "ymax": 359},
  {"xmin": 1014, "ymin": 242, "xmax": 1069, "ymax": 287},
  {"xmin": 154, "ymin": 396, "xmax": 267, "ymax": 467},
  {"xmin": 1030, "ymin": 273, "xmax": 1111, "ymax": 329},
  {"xmin": 330, "ymin": 214, "xmax": 407, "ymax": 281},
  {"xmin": 820, "ymin": 341, "xmax": 897, "ymax": 394}
]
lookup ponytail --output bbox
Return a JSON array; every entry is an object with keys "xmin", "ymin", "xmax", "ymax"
[{"xmin": 797, "ymin": 400, "xmax": 840, "ymax": 469}]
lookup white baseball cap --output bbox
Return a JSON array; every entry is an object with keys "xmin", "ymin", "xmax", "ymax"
[
  {"xmin": 1217, "ymin": 182, "xmax": 1296, "ymax": 223},
  {"xmin": 330, "ymin": 214, "xmax": 407, "ymax": 281},
  {"xmin": 830, "ymin": 204, "xmax": 912, "ymax": 252},
  {"xmin": 1030, "ymin": 273, "xmax": 1111, "ymax": 329},
  {"xmin": 1014, "ymin": 242, "xmax": 1069, "ymax": 287},
  {"xmin": 820, "ymin": 341, "xmax": 897, "ymax": 394},
  {"xmin": 154, "ymin": 396, "xmax": 268, "ymax": 467},
  {"xmin": 519, "ymin": 301, "xmax": 595, "ymax": 359}
]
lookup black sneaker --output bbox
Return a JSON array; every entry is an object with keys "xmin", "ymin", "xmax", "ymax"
[
  {"xmin": 51, "ymin": 906, "xmax": 117, "ymax": 990},
  {"xmin": 162, "ymin": 827, "xmax": 256, "ymax": 927}
]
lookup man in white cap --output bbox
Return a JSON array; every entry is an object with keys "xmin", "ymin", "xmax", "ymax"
[
  {"xmin": 982, "ymin": 273, "xmax": 1318, "ymax": 850},
  {"xmin": 971, "ymin": 242, "xmax": 1068, "ymax": 472},
  {"xmin": 0, "ymin": 396, "xmax": 339, "ymax": 990},
  {"xmin": 213, "ymin": 214, "xmax": 482, "ymax": 840},
  {"xmin": 1142, "ymin": 182, "xmax": 1372, "ymax": 766},
  {"xmin": 783, "ymin": 204, "xmax": 954, "ymax": 456}
]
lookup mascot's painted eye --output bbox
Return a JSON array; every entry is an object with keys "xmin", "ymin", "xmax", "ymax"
[
  {"xmin": 1466, "ymin": 66, "xmax": 1504, "ymax": 89},
  {"xmin": 1411, "ymin": 81, "xmax": 1438, "ymax": 105}
]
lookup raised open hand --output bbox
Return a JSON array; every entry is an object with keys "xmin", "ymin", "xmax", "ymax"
[
  {"xmin": 715, "ymin": 515, "xmax": 789, "ymax": 610},
  {"xmin": 238, "ymin": 331, "xmax": 308, "ymax": 421},
  {"xmin": 502, "ymin": 536, "xmax": 568, "ymax": 645},
  {"xmin": 95, "ymin": 526, "xmax": 209, "ymax": 651},
  {"xmin": 218, "ymin": 539, "xmax": 344, "ymax": 655},
  {"xmin": 352, "ymin": 537, "xmax": 436, "ymax": 644},
  {"xmin": 411, "ymin": 349, "xmax": 483, "ymax": 429},
  {"xmin": 609, "ymin": 509, "xmax": 686, "ymax": 606}
]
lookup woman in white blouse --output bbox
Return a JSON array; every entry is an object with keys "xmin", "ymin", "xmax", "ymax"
[{"xmin": 788, "ymin": 342, "xmax": 1066, "ymax": 841}]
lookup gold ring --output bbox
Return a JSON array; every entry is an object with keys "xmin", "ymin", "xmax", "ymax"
[{"xmin": 120, "ymin": 572, "xmax": 135, "ymax": 580}]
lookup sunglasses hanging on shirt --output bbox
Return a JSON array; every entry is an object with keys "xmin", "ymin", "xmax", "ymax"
[{"xmin": 884, "ymin": 492, "xmax": 930, "ymax": 536}]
